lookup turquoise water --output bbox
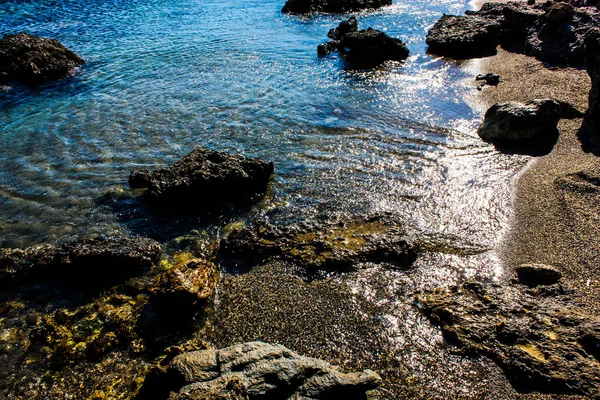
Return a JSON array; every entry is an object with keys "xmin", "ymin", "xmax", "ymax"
[{"xmin": 0, "ymin": 0, "xmax": 510, "ymax": 248}]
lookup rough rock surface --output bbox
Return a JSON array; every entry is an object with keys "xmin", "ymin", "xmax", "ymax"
[
  {"xmin": 129, "ymin": 147, "xmax": 274, "ymax": 212},
  {"xmin": 282, "ymin": 0, "xmax": 391, "ymax": 15},
  {"xmin": 149, "ymin": 259, "xmax": 218, "ymax": 318},
  {"xmin": 430, "ymin": 1, "xmax": 600, "ymax": 63},
  {"xmin": 0, "ymin": 32, "xmax": 84, "ymax": 85},
  {"xmin": 168, "ymin": 342, "xmax": 382, "ymax": 399},
  {"xmin": 318, "ymin": 18, "xmax": 409, "ymax": 68},
  {"xmin": 417, "ymin": 282, "xmax": 600, "ymax": 397},
  {"xmin": 0, "ymin": 237, "xmax": 161, "ymax": 286},
  {"xmin": 515, "ymin": 263, "xmax": 562, "ymax": 286},
  {"xmin": 426, "ymin": 14, "xmax": 502, "ymax": 58},
  {"xmin": 477, "ymin": 99, "xmax": 562, "ymax": 142},
  {"xmin": 585, "ymin": 29, "xmax": 600, "ymax": 127},
  {"xmin": 219, "ymin": 214, "xmax": 418, "ymax": 275}
]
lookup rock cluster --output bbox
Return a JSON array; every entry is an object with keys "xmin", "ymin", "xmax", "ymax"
[
  {"xmin": 0, "ymin": 32, "xmax": 84, "ymax": 85},
  {"xmin": 418, "ymin": 282, "xmax": 600, "ymax": 397},
  {"xmin": 220, "ymin": 214, "xmax": 418, "ymax": 275},
  {"xmin": 129, "ymin": 147, "xmax": 274, "ymax": 213},
  {"xmin": 318, "ymin": 17, "xmax": 410, "ymax": 69},
  {"xmin": 427, "ymin": 1, "xmax": 600, "ymax": 63},
  {"xmin": 282, "ymin": 0, "xmax": 391, "ymax": 14},
  {"xmin": 167, "ymin": 342, "xmax": 382, "ymax": 399}
]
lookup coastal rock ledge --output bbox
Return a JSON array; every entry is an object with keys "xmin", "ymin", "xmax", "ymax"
[
  {"xmin": 0, "ymin": 32, "xmax": 84, "ymax": 85},
  {"xmin": 168, "ymin": 342, "xmax": 382, "ymax": 399},
  {"xmin": 129, "ymin": 147, "xmax": 274, "ymax": 212},
  {"xmin": 282, "ymin": 0, "xmax": 390, "ymax": 14}
]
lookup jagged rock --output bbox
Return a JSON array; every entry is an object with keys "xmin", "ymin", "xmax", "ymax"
[
  {"xmin": 0, "ymin": 237, "xmax": 161, "ymax": 286},
  {"xmin": 426, "ymin": 14, "xmax": 501, "ymax": 58},
  {"xmin": 149, "ymin": 259, "xmax": 217, "ymax": 318},
  {"xmin": 477, "ymin": 99, "xmax": 562, "ymax": 142},
  {"xmin": 282, "ymin": 0, "xmax": 390, "ymax": 15},
  {"xmin": 515, "ymin": 263, "xmax": 562, "ymax": 286},
  {"xmin": 318, "ymin": 18, "xmax": 409, "ymax": 68},
  {"xmin": 585, "ymin": 29, "xmax": 600, "ymax": 127},
  {"xmin": 0, "ymin": 32, "xmax": 84, "ymax": 85},
  {"xmin": 475, "ymin": 72, "xmax": 500, "ymax": 86},
  {"xmin": 546, "ymin": 2, "xmax": 575, "ymax": 24},
  {"xmin": 219, "ymin": 214, "xmax": 418, "ymax": 274},
  {"xmin": 417, "ymin": 282, "xmax": 600, "ymax": 397},
  {"xmin": 129, "ymin": 147, "xmax": 274, "ymax": 213},
  {"xmin": 168, "ymin": 342, "xmax": 382, "ymax": 399}
]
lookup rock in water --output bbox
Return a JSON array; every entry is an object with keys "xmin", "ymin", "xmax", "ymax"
[
  {"xmin": 149, "ymin": 259, "xmax": 217, "ymax": 319},
  {"xmin": 168, "ymin": 342, "xmax": 382, "ymax": 399},
  {"xmin": 418, "ymin": 283, "xmax": 600, "ymax": 397},
  {"xmin": 0, "ymin": 237, "xmax": 161, "ymax": 286},
  {"xmin": 0, "ymin": 32, "xmax": 84, "ymax": 85},
  {"xmin": 340, "ymin": 28, "xmax": 410, "ymax": 68},
  {"xmin": 477, "ymin": 99, "xmax": 562, "ymax": 142},
  {"xmin": 282, "ymin": 0, "xmax": 391, "ymax": 14},
  {"xmin": 585, "ymin": 29, "xmax": 600, "ymax": 128},
  {"xmin": 426, "ymin": 14, "xmax": 501, "ymax": 58},
  {"xmin": 129, "ymin": 147, "xmax": 274, "ymax": 212}
]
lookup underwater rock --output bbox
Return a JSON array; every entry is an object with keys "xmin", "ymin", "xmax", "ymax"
[
  {"xmin": 0, "ymin": 32, "xmax": 84, "ymax": 85},
  {"xmin": 318, "ymin": 18, "xmax": 409, "ymax": 68},
  {"xmin": 282, "ymin": 0, "xmax": 390, "ymax": 15},
  {"xmin": 515, "ymin": 263, "xmax": 562, "ymax": 286},
  {"xmin": 477, "ymin": 99, "xmax": 562, "ymax": 142},
  {"xmin": 219, "ymin": 214, "xmax": 418, "ymax": 275},
  {"xmin": 129, "ymin": 147, "xmax": 274, "ymax": 213},
  {"xmin": 426, "ymin": 14, "xmax": 501, "ymax": 58},
  {"xmin": 149, "ymin": 259, "xmax": 218, "ymax": 319},
  {"xmin": 586, "ymin": 29, "xmax": 600, "ymax": 128},
  {"xmin": 0, "ymin": 237, "xmax": 161, "ymax": 286},
  {"xmin": 168, "ymin": 341, "xmax": 382, "ymax": 399},
  {"xmin": 417, "ymin": 282, "xmax": 600, "ymax": 397}
]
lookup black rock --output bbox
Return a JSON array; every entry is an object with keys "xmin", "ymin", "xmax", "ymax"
[
  {"xmin": 129, "ymin": 147, "xmax": 274, "ymax": 213},
  {"xmin": 282, "ymin": 0, "xmax": 391, "ymax": 14},
  {"xmin": 0, "ymin": 32, "xmax": 84, "ymax": 85},
  {"xmin": 476, "ymin": 72, "xmax": 500, "ymax": 85},
  {"xmin": 426, "ymin": 14, "xmax": 501, "ymax": 58},
  {"xmin": 328, "ymin": 16, "xmax": 358, "ymax": 40},
  {"xmin": 340, "ymin": 28, "xmax": 410, "ymax": 67},
  {"xmin": 515, "ymin": 263, "xmax": 562, "ymax": 286}
]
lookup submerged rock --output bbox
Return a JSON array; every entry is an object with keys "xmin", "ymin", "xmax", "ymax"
[
  {"xmin": 515, "ymin": 263, "xmax": 562, "ymax": 286},
  {"xmin": 168, "ymin": 342, "xmax": 382, "ymax": 399},
  {"xmin": 149, "ymin": 258, "xmax": 218, "ymax": 319},
  {"xmin": 0, "ymin": 32, "xmax": 84, "ymax": 85},
  {"xmin": 0, "ymin": 237, "xmax": 161, "ymax": 286},
  {"xmin": 426, "ymin": 14, "xmax": 501, "ymax": 58},
  {"xmin": 417, "ymin": 282, "xmax": 600, "ymax": 397},
  {"xmin": 477, "ymin": 99, "xmax": 562, "ymax": 142},
  {"xmin": 318, "ymin": 18, "xmax": 409, "ymax": 68},
  {"xmin": 282, "ymin": 0, "xmax": 390, "ymax": 14},
  {"xmin": 129, "ymin": 147, "xmax": 274, "ymax": 213},
  {"xmin": 220, "ymin": 214, "xmax": 418, "ymax": 275}
]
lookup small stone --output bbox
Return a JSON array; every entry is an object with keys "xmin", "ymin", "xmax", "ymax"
[{"xmin": 516, "ymin": 264, "xmax": 562, "ymax": 286}]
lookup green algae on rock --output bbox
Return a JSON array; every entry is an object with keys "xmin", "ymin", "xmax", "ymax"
[{"xmin": 417, "ymin": 282, "xmax": 600, "ymax": 397}]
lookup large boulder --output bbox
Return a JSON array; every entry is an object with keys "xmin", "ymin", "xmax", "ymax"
[
  {"xmin": 0, "ymin": 237, "xmax": 161, "ymax": 286},
  {"xmin": 0, "ymin": 32, "xmax": 84, "ymax": 85},
  {"xmin": 426, "ymin": 14, "xmax": 501, "ymax": 58},
  {"xmin": 129, "ymin": 147, "xmax": 274, "ymax": 212},
  {"xmin": 220, "ymin": 214, "xmax": 418, "ymax": 275},
  {"xmin": 282, "ymin": 0, "xmax": 391, "ymax": 14},
  {"xmin": 418, "ymin": 282, "xmax": 600, "ymax": 397},
  {"xmin": 168, "ymin": 342, "xmax": 382, "ymax": 399},
  {"xmin": 477, "ymin": 99, "xmax": 562, "ymax": 142}
]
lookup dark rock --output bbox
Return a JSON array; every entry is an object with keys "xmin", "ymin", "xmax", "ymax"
[
  {"xmin": 219, "ymin": 214, "xmax": 418, "ymax": 275},
  {"xmin": 282, "ymin": 0, "xmax": 391, "ymax": 14},
  {"xmin": 0, "ymin": 32, "xmax": 84, "ymax": 85},
  {"xmin": 477, "ymin": 99, "xmax": 562, "ymax": 142},
  {"xmin": 129, "ymin": 147, "xmax": 274, "ymax": 213},
  {"xmin": 417, "ymin": 282, "xmax": 600, "ymax": 396},
  {"xmin": 585, "ymin": 29, "xmax": 600, "ymax": 127},
  {"xmin": 149, "ymin": 259, "xmax": 217, "ymax": 319},
  {"xmin": 317, "ymin": 41, "xmax": 339, "ymax": 56},
  {"xmin": 0, "ymin": 237, "xmax": 161, "ymax": 286},
  {"xmin": 168, "ymin": 342, "xmax": 382, "ymax": 399},
  {"xmin": 515, "ymin": 263, "xmax": 562, "ymax": 286},
  {"xmin": 546, "ymin": 2, "xmax": 575, "ymax": 24},
  {"xmin": 476, "ymin": 72, "xmax": 500, "ymax": 86},
  {"xmin": 328, "ymin": 16, "xmax": 358, "ymax": 40},
  {"xmin": 340, "ymin": 28, "xmax": 410, "ymax": 67},
  {"xmin": 426, "ymin": 14, "xmax": 501, "ymax": 58}
]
